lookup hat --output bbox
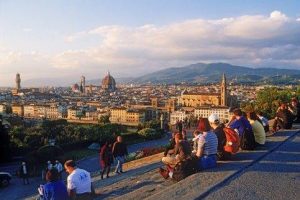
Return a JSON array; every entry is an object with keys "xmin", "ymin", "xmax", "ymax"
[{"xmin": 208, "ymin": 113, "xmax": 219, "ymax": 123}]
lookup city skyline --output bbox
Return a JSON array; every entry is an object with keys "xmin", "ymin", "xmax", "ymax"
[{"xmin": 1, "ymin": 0, "xmax": 300, "ymax": 86}]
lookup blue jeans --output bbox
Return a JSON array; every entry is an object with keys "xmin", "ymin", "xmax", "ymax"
[
  {"xmin": 198, "ymin": 154, "xmax": 217, "ymax": 170},
  {"xmin": 115, "ymin": 156, "xmax": 125, "ymax": 173}
]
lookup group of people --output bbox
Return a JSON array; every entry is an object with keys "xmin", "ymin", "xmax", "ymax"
[
  {"xmin": 99, "ymin": 135, "xmax": 128, "ymax": 179},
  {"xmin": 159, "ymin": 104, "xmax": 298, "ymax": 181},
  {"xmin": 272, "ymin": 98, "xmax": 300, "ymax": 132},
  {"xmin": 35, "ymin": 135, "xmax": 129, "ymax": 200}
]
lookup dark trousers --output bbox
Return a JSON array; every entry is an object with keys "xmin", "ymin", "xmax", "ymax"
[
  {"xmin": 273, "ymin": 118, "xmax": 292, "ymax": 130},
  {"xmin": 22, "ymin": 176, "xmax": 29, "ymax": 185}
]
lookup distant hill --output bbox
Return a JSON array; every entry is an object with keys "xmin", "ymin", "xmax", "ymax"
[
  {"xmin": 21, "ymin": 63, "xmax": 300, "ymax": 87},
  {"xmin": 131, "ymin": 63, "xmax": 300, "ymax": 84}
]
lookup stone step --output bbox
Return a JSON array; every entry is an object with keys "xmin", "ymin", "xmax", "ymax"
[{"xmin": 92, "ymin": 129, "xmax": 299, "ymax": 200}]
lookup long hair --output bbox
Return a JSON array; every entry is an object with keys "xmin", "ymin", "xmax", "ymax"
[{"xmin": 197, "ymin": 118, "xmax": 211, "ymax": 132}]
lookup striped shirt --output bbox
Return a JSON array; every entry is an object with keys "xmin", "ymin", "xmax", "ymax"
[{"xmin": 198, "ymin": 131, "xmax": 218, "ymax": 156}]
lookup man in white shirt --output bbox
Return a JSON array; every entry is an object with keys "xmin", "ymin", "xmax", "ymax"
[{"xmin": 64, "ymin": 160, "xmax": 93, "ymax": 200}]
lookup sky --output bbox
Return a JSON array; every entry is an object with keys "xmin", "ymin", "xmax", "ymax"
[{"xmin": 0, "ymin": 0, "xmax": 300, "ymax": 86}]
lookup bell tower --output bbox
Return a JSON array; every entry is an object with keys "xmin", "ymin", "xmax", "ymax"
[{"xmin": 221, "ymin": 73, "xmax": 227, "ymax": 106}]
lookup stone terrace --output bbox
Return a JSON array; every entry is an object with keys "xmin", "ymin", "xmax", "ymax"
[
  {"xmin": 25, "ymin": 127, "xmax": 299, "ymax": 200},
  {"xmin": 91, "ymin": 128, "xmax": 300, "ymax": 200}
]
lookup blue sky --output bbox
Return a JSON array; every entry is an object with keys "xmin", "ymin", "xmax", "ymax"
[{"xmin": 0, "ymin": 0, "xmax": 300, "ymax": 86}]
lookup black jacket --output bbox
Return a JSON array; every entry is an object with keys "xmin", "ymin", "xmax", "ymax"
[{"xmin": 112, "ymin": 142, "xmax": 128, "ymax": 157}]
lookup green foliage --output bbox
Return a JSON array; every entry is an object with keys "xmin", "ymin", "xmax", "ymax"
[
  {"xmin": 140, "ymin": 119, "xmax": 161, "ymax": 131},
  {"xmin": 98, "ymin": 115, "xmax": 110, "ymax": 124},
  {"xmin": 242, "ymin": 87, "xmax": 299, "ymax": 119},
  {"xmin": 138, "ymin": 128, "xmax": 161, "ymax": 140},
  {"xmin": 36, "ymin": 145, "xmax": 64, "ymax": 163}
]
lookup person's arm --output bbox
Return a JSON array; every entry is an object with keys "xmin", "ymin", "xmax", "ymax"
[
  {"xmin": 67, "ymin": 177, "xmax": 76, "ymax": 200},
  {"xmin": 196, "ymin": 136, "xmax": 205, "ymax": 158}
]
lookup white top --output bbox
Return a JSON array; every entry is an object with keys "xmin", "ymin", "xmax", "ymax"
[
  {"xmin": 54, "ymin": 163, "xmax": 63, "ymax": 172},
  {"xmin": 23, "ymin": 165, "xmax": 27, "ymax": 174},
  {"xmin": 47, "ymin": 163, "xmax": 53, "ymax": 170},
  {"xmin": 67, "ymin": 168, "xmax": 91, "ymax": 194}
]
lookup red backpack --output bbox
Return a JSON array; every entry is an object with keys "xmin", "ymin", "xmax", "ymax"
[{"xmin": 223, "ymin": 127, "xmax": 240, "ymax": 154}]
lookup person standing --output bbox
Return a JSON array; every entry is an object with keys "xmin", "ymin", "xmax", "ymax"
[
  {"xmin": 112, "ymin": 136, "xmax": 128, "ymax": 174},
  {"xmin": 20, "ymin": 162, "xmax": 30, "ymax": 185},
  {"xmin": 54, "ymin": 160, "xmax": 63, "ymax": 180},
  {"xmin": 64, "ymin": 160, "xmax": 93, "ymax": 200},
  {"xmin": 38, "ymin": 168, "xmax": 68, "ymax": 200},
  {"xmin": 257, "ymin": 111, "xmax": 270, "ymax": 133},
  {"xmin": 99, "ymin": 140, "xmax": 113, "ymax": 179},
  {"xmin": 47, "ymin": 161, "xmax": 53, "ymax": 171}
]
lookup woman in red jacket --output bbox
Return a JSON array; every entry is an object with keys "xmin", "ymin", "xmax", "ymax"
[{"xmin": 99, "ymin": 140, "xmax": 113, "ymax": 179}]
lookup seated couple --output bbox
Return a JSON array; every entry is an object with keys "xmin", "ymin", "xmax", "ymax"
[{"xmin": 159, "ymin": 118, "xmax": 218, "ymax": 180}]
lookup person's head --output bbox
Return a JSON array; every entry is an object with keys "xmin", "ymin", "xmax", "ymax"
[
  {"xmin": 22, "ymin": 162, "xmax": 26, "ymax": 166},
  {"xmin": 198, "ymin": 118, "xmax": 211, "ymax": 132},
  {"xmin": 47, "ymin": 160, "xmax": 51, "ymax": 164},
  {"xmin": 208, "ymin": 113, "xmax": 220, "ymax": 128},
  {"xmin": 280, "ymin": 103, "xmax": 287, "ymax": 110},
  {"xmin": 46, "ymin": 168, "xmax": 59, "ymax": 182},
  {"xmin": 233, "ymin": 108, "xmax": 243, "ymax": 119},
  {"xmin": 117, "ymin": 136, "xmax": 122, "ymax": 143},
  {"xmin": 64, "ymin": 160, "xmax": 76, "ymax": 174},
  {"xmin": 291, "ymin": 99, "xmax": 297, "ymax": 107},
  {"xmin": 174, "ymin": 133, "xmax": 183, "ymax": 144},
  {"xmin": 248, "ymin": 111, "xmax": 258, "ymax": 121},
  {"xmin": 55, "ymin": 160, "xmax": 59, "ymax": 164}
]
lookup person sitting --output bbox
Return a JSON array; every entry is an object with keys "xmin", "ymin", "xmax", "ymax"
[
  {"xmin": 159, "ymin": 133, "xmax": 191, "ymax": 179},
  {"xmin": 38, "ymin": 168, "xmax": 68, "ymax": 200},
  {"xmin": 272, "ymin": 103, "xmax": 294, "ymax": 132},
  {"xmin": 257, "ymin": 111, "xmax": 269, "ymax": 133},
  {"xmin": 181, "ymin": 129, "xmax": 188, "ymax": 141},
  {"xmin": 196, "ymin": 118, "xmax": 218, "ymax": 170},
  {"xmin": 247, "ymin": 111, "xmax": 266, "ymax": 147},
  {"xmin": 192, "ymin": 130, "xmax": 201, "ymax": 154},
  {"xmin": 228, "ymin": 108, "xmax": 253, "ymax": 137},
  {"xmin": 164, "ymin": 132, "xmax": 176, "ymax": 156},
  {"xmin": 64, "ymin": 160, "xmax": 93, "ymax": 200},
  {"xmin": 289, "ymin": 98, "xmax": 300, "ymax": 122},
  {"xmin": 208, "ymin": 114, "xmax": 231, "ymax": 160}
]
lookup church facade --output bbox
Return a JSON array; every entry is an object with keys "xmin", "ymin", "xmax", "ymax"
[{"xmin": 179, "ymin": 74, "xmax": 229, "ymax": 107}]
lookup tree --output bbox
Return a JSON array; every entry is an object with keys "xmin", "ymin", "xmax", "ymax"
[{"xmin": 99, "ymin": 115, "xmax": 110, "ymax": 124}]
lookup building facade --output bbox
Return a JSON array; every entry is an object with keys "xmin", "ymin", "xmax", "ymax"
[
  {"xmin": 194, "ymin": 106, "xmax": 231, "ymax": 122},
  {"xmin": 179, "ymin": 74, "xmax": 228, "ymax": 107}
]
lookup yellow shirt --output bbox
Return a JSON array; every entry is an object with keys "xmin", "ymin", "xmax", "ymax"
[{"xmin": 249, "ymin": 120, "xmax": 266, "ymax": 145}]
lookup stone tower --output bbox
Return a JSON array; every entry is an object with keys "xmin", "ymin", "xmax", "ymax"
[
  {"xmin": 80, "ymin": 76, "xmax": 85, "ymax": 94},
  {"xmin": 221, "ymin": 73, "xmax": 227, "ymax": 106},
  {"xmin": 16, "ymin": 73, "xmax": 21, "ymax": 90}
]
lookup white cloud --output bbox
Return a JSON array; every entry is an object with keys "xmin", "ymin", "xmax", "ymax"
[{"xmin": 1, "ymin": 10, "xmax": 300, "ymax": 86}]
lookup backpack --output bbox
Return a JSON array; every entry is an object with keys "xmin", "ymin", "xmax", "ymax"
[
  {"xmin": 223, "ymin": 127, "xmax": 240, "ymax": 154},
  {"xmin": 172, "ymin": 157, "xmax": 198, "ymax": 182},
  {"xmin": 240, "ymin": 126, "xmax": 256, "ymax": 150}
]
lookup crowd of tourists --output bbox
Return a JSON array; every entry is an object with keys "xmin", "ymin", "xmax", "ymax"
[
  {"xmin": 158, "ymin": 98, "xmax": 300, "ymax": 181},
  {"xmin": 17, "ymin": 98, "xmax": 299, "ymax": 199},
  {"xmin": 34, "ymin": 135, "xmax": 128, "ymax": 200}
]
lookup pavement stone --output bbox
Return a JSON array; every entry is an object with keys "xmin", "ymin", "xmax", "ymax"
[{"xmin": 204, "ymin": 131, "xmax": 300, "ymax": 200}]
